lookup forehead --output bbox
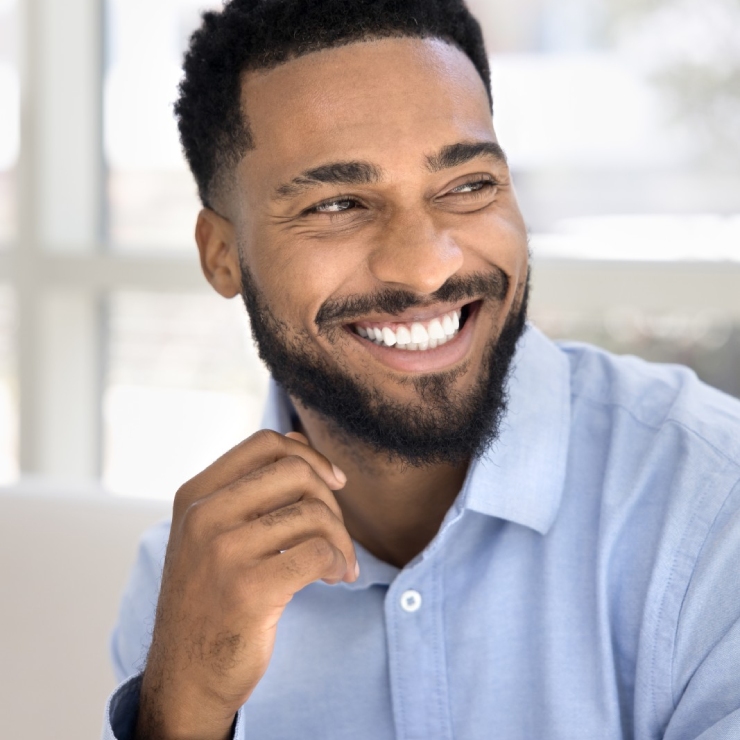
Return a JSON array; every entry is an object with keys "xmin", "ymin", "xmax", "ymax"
[{"xmin": 237, "ymin": 37, "xmax": 495, "ymax": 188}]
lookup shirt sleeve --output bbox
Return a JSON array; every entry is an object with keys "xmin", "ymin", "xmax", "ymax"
[
  {"xmin": 662, "ymin": 479, "xmax": 740, "ymax": 739},
  {"xmin": 101, "ymin": 673, "xmax": 243, "ymax": 740},
  {"xmin": 101, "ymin": 674, "xmax": 143, "ymax": 740}
]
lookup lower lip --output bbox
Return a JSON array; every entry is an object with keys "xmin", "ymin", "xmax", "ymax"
[{"xmin": 345, "ymin": 303, "xmax": 480, "ymax": 373}]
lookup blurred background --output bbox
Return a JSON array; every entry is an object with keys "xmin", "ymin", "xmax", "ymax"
[
  {"xmin": 0, "ymin": 0, "xmax": 738, "ymax": 737},
  {"xmin": 0, "ymin": 0, "xmax": 738, "ymax": 496}
]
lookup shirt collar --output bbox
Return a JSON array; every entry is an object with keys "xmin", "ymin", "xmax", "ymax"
[
  {"xmin": 261, "ymin": 323, "xmax": 571, "ymax": 537},
  {"xmin": 261, "ymin": 379, "xmax": 298, "ymax": 435},
  {"xmin": 460, "ymin": 324, "xmax": 571, "ymax": 535}
]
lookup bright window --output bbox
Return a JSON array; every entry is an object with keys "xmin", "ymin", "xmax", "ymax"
[
  {"xmin": 105, "ymin": 0, "xmax": 222, "ymax": 250},
  {"xmin": 103, "ymin": 291, "xmax": 268, "ymax": 498},
  {"xmin": 0, "ymin": 0, "xmax": 19, "ymax": 246},
  {"xmin": 0, "ymin": 0, "xmax": 18, "ymax": 482},
  {"xmin": 470, "ymin": 0, "xmax": 740, "ymax": 260},
  {"xmin": 0, "ymin": 285, "xmax": 17, "ymax": 483}
]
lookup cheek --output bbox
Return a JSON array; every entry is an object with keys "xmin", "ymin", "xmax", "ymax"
[
  {"xmin": 250, "ymin": 235, "xmax": 365, "ymax": 327},
  {"xmin": 454, "ymin": 212, "xmax": 528, "ymax": 276}
]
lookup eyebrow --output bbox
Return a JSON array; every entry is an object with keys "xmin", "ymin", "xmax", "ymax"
[
  {"xmin": 273, "ymin": 161, "xmax": 382, "ymax": 200},
  {"xmin": 426, "ymin": 141, "xmax": 508, "ymax": 172},
  {"xmin": 272, "ymin": 140, "xmax": 507, "ymax": 201}
]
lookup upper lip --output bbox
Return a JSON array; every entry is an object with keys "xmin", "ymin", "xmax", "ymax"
[{"xmin": 347, "ymin": 299, "xmax": 474, "ymax": 326}]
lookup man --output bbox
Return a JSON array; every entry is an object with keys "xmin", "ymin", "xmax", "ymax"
[{"xmin": 103, "ymin": 1, "xmax": 740, "ymax": 738}]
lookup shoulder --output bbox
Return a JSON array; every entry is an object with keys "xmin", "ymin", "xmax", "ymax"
[
  {"xmin": 558, "ymin": 339, "xmax": 740, "ymax": 469},
  {"xmin": 548, "ymin": 341, "xmax": 740, "ymax": 733}
]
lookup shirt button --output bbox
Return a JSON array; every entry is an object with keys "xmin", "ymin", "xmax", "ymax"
[{"xmin": 400, "ymin": 589, "xmax": 422, "ymax": 613}]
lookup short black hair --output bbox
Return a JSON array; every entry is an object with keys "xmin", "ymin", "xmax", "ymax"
[{"xmin": 175, "ymin": 0, "xmax": 491, "ymax": 207}]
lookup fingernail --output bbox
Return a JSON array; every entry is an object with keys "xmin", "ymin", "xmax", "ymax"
[
  {"xmin": 332, "ymin": 464, "xmax": 347, "ymax": 485},
  {"xmin": 354, "ymin": 560, "xmax": 360, "ymax": 579}
]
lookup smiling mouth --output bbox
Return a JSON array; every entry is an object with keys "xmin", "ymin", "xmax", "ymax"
[{"xmin": 348, "ymin": 302, "xmax": 476, "ymax": 351}]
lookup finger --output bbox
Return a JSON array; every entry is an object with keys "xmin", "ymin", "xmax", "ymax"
[
  {"xmin": 285, "ymin": 432, "xmax": 346, "ymax": 485},
  {"xmin": 176, "ymin": 429, "xmax": 345, "ymax": 508},
  {"xmin": 177, "ymin": 460, "xmax": 343, "ymax": 548},
  {"xmin": 207, "ymin": 491, "xmax": 357, "ymax": 584},
  {"xmin": 262, "ymin": 537, "xmax": 352, "ymax": 593},
  {"xmin": 186, "ymin": 455, "xmax": 347, "ymax": 538},
  {"xmin": 246, "ymin": 496, "xmax": 357, "ymax": 578},
  {"xmin": 229, "ymin": 514, "xmax": 357, "ymax": 586}
]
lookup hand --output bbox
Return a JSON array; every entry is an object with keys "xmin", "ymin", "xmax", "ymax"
[{"xmin": 134, "ymin": 430, "xmax": 357, "ymax": 740}]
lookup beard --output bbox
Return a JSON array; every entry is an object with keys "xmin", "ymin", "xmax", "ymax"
[{"xmin": 240, "ymin": 260, "xmax": 529, "ymax": 467}]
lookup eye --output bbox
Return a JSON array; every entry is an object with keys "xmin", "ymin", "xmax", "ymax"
[
  {"xmin": 308, "ymin": 197, "xmax": 361, "ymax": 215},
  {"xmin": 448, "ymin": 178, "xmax": 498, "ymax": 196}
]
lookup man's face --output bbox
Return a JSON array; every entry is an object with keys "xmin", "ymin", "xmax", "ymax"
[{"xmin": 222, "ymin": 37, "xmax": 530, "ymax": 464}]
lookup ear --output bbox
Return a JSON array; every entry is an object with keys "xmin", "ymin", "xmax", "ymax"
[{"xmin": 195, "ymin": 208, "xmax": 242, "ymax": 298}]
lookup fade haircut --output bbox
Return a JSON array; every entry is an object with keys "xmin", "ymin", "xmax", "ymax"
[{"xmin": 175, "ymin": 0, "xmax": 492, "ymax": 208}]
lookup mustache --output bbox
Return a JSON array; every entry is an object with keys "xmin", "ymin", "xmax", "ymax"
[{"xmin": 315, "ymin": 270, "xmax": 509, "ymax": 329}]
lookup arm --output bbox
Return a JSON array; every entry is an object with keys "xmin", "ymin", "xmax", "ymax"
[
  {"xmin": 663, "ymin": 480, "xmax": 740, "ymax": 739},
  {"xmin": 103, "ymin": 430, "xmax": 357, "ymax": 740}
]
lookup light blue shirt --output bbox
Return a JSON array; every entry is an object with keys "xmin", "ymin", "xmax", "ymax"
[{"xmin": 103, "ymin": 325, "xmax": 740, "ymax": 739}]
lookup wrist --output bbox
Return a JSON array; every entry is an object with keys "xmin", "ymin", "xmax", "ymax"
[{"xmin": 136, "ymin": 667, "xmax": 238, "ymax": 740}]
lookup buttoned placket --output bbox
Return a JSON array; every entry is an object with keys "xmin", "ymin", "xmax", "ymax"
[{"xmin": 384, "ymin": 512, "xmax": 465, "ymax": 740}]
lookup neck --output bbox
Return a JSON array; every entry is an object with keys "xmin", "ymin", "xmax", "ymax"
[{"xmin": 293, "ymin": 401, "xmax": 469, "ymax": 568}]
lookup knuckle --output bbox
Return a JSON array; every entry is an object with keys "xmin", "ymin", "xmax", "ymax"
[
  {"xmin": 248, "ymin": 428, "xmax": 283, "ymax": 453},
  {"xmin": 173, "ymin": 481, "xmax": 197, "ymax": 516},
  {"xmin": 279, "ymin": 553, "xmax": 306, "ymax": 580},
  {"xmin": 308, "ymin": 537, "xmax": 335, "ymax": 565},
  {"xmin": 302, "ymin": 496, "xmax": 332, "ymax": 522},
  {"xmin": 180, "ymin": 501, "xmax": 231, "ymax": 553},
  {"xmin": 180, "ymin": 498, "xmax": 209, "ymax": 537},
  {"xmin": 280, "ymin": 454, "xmax": 314, "ymax": 481}
]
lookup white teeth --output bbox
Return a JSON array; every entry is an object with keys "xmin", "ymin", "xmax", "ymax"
[
  {"xmin": 428, "ymin": 319, "xmax": 445, "ymax": 340},
  {"xmin": 442, "ymin": 314, "xmax": 455, "ymax": 336},
  {"xmin": 355, "ymin": 307, "xmax": 464, "ymax": 351},
  {"xmin": 410, "ymin": 322, "xmax": 429, "ymax": 344},
  {"xmin": 396, "ymin": 326, "xmax": 412, "ymax": 345}
]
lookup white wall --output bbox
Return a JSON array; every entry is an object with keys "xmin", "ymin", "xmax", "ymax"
[{"xmin": 0, "ymin": 485, "xmax": 170, "ymax": 740}]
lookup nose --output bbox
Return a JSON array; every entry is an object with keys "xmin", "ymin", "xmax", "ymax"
[{"xmin": 367, "ymin": 209, "xmax": 464, "ymax": 295}]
